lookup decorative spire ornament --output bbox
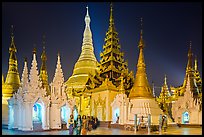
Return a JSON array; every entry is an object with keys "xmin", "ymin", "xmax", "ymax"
[
  {"xmin": 110, "ymin": 2, "xmax": 114, "ymax": 26},
  {"xmin": 53, "ymin": 53, "xmax": 64, "ymax": 85},
  {"xmin": 51, "ymin": 53, "xmax": 65, "ymax": 96},
  {"xmin": 29, "ymin": 47, "xmax": 40, "ymax": 90},
  {"xmin": 186, "ymin": 41, "xmax": 193, "ymax": 73},
  {"xmin": 21, "ymin": 57, "xmax": 29, "ymax": 86}
]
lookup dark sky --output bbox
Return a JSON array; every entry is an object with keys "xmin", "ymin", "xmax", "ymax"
[{"xmin": 2, "ymin": 2, "xmax": 202, "ymax": 96}]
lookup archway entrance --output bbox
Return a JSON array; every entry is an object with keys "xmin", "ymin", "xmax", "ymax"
[
  {"xmin": 60, "ymin": 105, "xmax": 71, "ymax": 129},
  {"xmin": 182, "ymin": 111, "xmax": 189, "ymax": 124},
  {"xmin": 32, "ymin": 103, "xmax": 43, "ymax": 130},
  {"xmin": 73, "ymin": 105, "xmax": 78, "ymax": 121},
  {"xmin": 61, "ymin": 105, "xmax": 69, "ymax": 124},
  {"xmin": 97, "ymin": 106, "xmax": 103, "ymax": 121},
  {"xmin": 113, "ymin": 107, "xmax": 120, "ymax": 123}
]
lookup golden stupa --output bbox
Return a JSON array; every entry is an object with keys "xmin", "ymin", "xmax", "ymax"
[
  {"xmin": 127, "ymin": 19, "xmax": 172, "ymax": 125},
  {"xmin": 128, "ymin": 18, "xmax": 153, "ymax": 99},
  {"xmin": 65, "ymin": 6, "xmax": 99, "ymax": 93},
  {"xmin": 2, "ymin": 25, "xmax": 20, "ymax": 104}
]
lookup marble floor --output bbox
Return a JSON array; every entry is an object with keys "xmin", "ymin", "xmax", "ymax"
[{"xmin": 2, "ymin": 126, "xmax": 202, "ymax": 135}]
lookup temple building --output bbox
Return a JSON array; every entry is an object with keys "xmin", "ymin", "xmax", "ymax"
[
  {"xmin": 7, "ymin": 48, "xmax": 75, "ymax": 131},
  {"xmin": 2, "ymin": 26, "xmax": 21, "ymax": 126},
  {"xmin": 2, "ymin": 4, "xmax": 202, "ymax": 132},
  {"xmin": 84, "ymin": 3, "xmax": 134, "ymax": 123},
  {"xmin": 170, "ymin": 43, "xmax": 202, "ymax": 125},
  {"xmin": 172, "ymin": 76, "xmax": 202, "ymax": 124},
  {"xmin": 65, "ymin": 6, "xmax": 99, "ymax": 116}
]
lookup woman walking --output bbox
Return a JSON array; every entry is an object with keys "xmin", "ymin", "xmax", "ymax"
[
  {"xmin": 81, "ymin": 115, "xmax": 87, "ymax": 135},
  {"xmin": 68, "ymin": 114, "xmax": 74, "ymax": 135},
  {"xmin": 76, "ymin": 115, "xmax": 82, "ymax": 135}
]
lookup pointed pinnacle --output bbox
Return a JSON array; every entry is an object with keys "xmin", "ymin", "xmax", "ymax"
[
  {"xmin": 33, "ymin": 45, "xmax": 37, "ymax": 54},
  {"xmin": 140, "ymin": 17, "xmax": 143, "ymax": 38},
  {"xmin": 24, "ymin": 57, "xmax": 27, "ymax": 62},
  {"xmin": 86, "ymin": 5, "xmax": 89, "ymax": 16},
  {"xmin": 11, "ymin": 25, "xmax": 14, "ymax": 37},
  {"xmin": 164, "ymin": 74, "xmax": 167, "ymax": 85}
]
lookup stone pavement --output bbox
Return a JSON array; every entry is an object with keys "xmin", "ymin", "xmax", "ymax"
[{"xmin": 2, "ymin": 126, "xmax": 202, "ymax": 135}]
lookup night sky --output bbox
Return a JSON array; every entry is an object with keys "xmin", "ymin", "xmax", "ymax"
[{"xmin": 2, "ymin": 2, "xmax": 202, "ymax": 96}]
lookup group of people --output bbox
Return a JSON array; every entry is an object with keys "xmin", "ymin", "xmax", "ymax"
[{"xmin": 68, "ymin": 114, "xmax": 99, "ymax": 135}]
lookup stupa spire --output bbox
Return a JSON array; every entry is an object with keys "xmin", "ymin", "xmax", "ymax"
[
  {"xmin": 40, "ymin": 35, "xmax": 50, "ymax": 93},
  {"xmin": 182, "ymin": 41, "xmax": 194, "ymax": 89},
  {"xmin": 139, "ymin": 17, "xmax": 144, "ymax": 48},
  {"xmin": 186, "ymin": 41, "xmax": 193, "ymax": 73},
  {"xmin": 4, "ymin": 25, "xmax": 20, "ymax": 91},
  {"xmin": 39, "ymin": 36, "xmax": 49, "ymax": 93},
  {"xmin": 129, "ymin": 18, "xmax": 153, "ymax": 99},
  {"xmin": 137, "ymin": 18, "xmax": 145, "ymax": 69},
  {"xmin": 164, "ymin": 74, "xmax": 167, "ymax": 85},
  {"xmin": 110, "ymin": 2, "xmax": 114, "ymax": 26},
  {"xmin": 81, "ymin": 5, "xmax": 94, "ymax": 48},
  {"xmin": 79, "ymin": 5, "xmax": 97, "ymax": 62}
]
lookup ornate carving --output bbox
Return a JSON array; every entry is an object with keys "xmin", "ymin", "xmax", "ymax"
[{"xmin": 93, "ymin": 94, "xmax": 106, "ymax": 120}]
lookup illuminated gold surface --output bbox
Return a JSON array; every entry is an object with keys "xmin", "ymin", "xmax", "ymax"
[
  {"xmin": 129, "ymin": 18, "xmax": 153, "ymax": 99},
  {"xmin": 156, "ymin": 75, "xmax": 172, "ymax": 113},
  {"xmin": 86, "ymin": 3, "xmax": 134, "ymax": 93},
  {"xmin": 99, "ymin": 3, "xmax": 129, "ymax": 81},
  {"xmin": 194, "ymin": 56, "xmax": 202, "ymax": 93},
  {"xmin": 2, "ymin": 28, "xmax": 20, "ymax": 102},
  {"xmin": 65, "ymin": 6, "xmax": 99, "ymax": 94},
  {"xmin": 39, "ymin": 45, "xmax": 50, "ymax": 94},
  {"xmin": 171, "ymin": 43, "xmax": 201, "ymax": 99},
  {"xmin": 2, "ymin": 74, "xmax": 4, "ymax": 84}
]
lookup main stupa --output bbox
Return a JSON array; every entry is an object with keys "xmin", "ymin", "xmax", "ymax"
[{"xmin": 65, "ymin": 6, "xmax": 99, "ymax": 94}]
